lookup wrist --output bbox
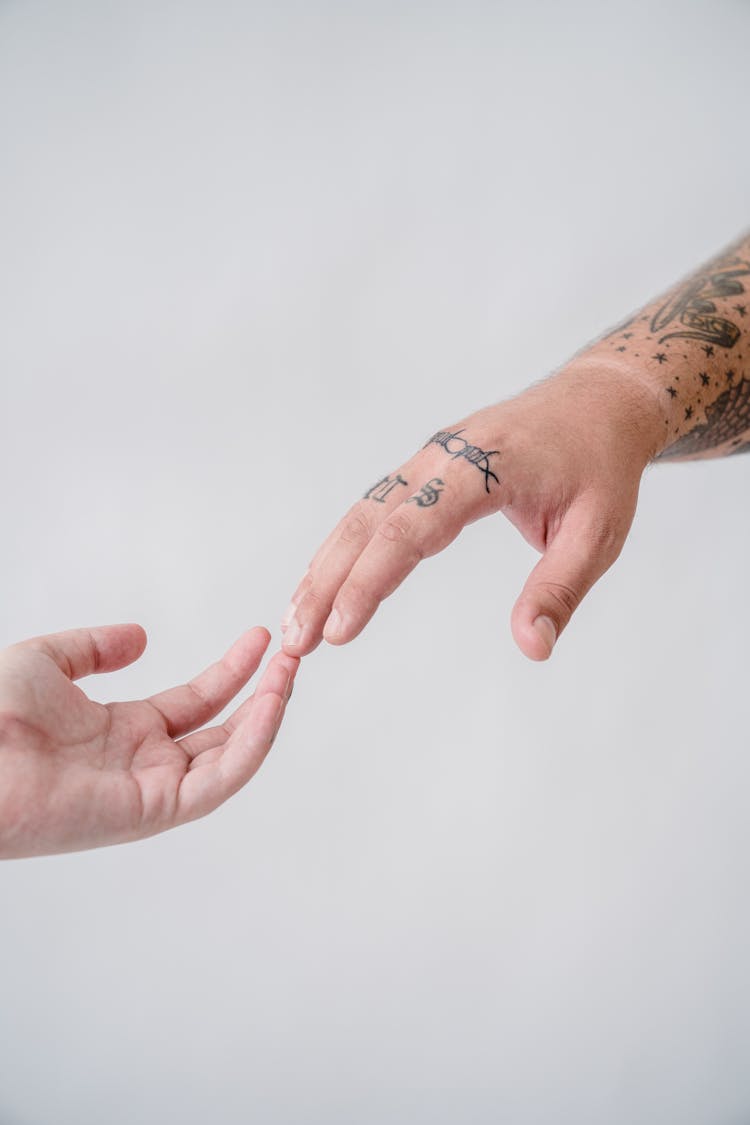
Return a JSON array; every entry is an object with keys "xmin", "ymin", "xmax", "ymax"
[{"xmin": 554, "ymin": 356, "xmax": 670, "ymax": 464}]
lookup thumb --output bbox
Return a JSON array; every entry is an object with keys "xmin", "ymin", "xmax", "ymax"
[
  {"xmin": 511, "ymin": 505, "xmax": 623, "ymax": 661},
  {"xmin": 28, "ymin": 624, "xmax": 148, "ymax": 680}
]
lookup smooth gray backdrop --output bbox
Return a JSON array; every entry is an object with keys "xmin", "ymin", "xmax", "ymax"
[{"xmin": 2, "ymin": 2, "xmax": 750, "ymax": 1122}]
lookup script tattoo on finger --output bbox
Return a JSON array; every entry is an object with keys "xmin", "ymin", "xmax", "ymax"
[
  {"xmin": 364, "ymin": 473, "xmax": 409, "ymax": 502},
  {"xmin": 423, "ymin": 430, "xmax": 500, "ymax": 492},
  {"xmin": 406, "ymin": 478, "xmax": 445, "ymax": 508}
]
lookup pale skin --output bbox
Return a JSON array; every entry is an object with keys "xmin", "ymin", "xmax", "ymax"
[
  {"xmin": 281, "ymin": 232, "xmax": 750, "ymax": 661},
  {"xmin": 0, "ymin": 624, "xmax": 299, "ymax": 859}
]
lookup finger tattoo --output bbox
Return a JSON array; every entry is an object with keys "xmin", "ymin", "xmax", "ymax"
[
  {"xmin": 406, "ymin": 477, "xmax": 445, "ymax": 507},
  {"xmin": 363, "ymin": 474, "xmax": 409, "ymax": 502},
  {"xmin": 423, "ymin": 429, "xmax": 500, "ymax": 492}
]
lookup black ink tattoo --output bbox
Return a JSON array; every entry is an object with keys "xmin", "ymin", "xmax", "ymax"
[
  {"xmin": 364, "ymin": 474, "xmax": 408, "ymax": 502},
  {"xmin": 424, "ymin": 429, "xmax": 500, "ymax": 492},
  {"xmin": 651, "ymin": 254, "xmax": 750, "ymax": 349},
  {"xmin": 406, "ymin": 478, "xmax": 445, "ymax": 508},
  {"xmin": 659, "ymin": 375, "xmax": 750, "ymax": 458},
  {"xmin": 653, "ymin": 352, "xmax": 668, "ymax": 364}
]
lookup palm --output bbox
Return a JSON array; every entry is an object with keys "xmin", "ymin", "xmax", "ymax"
[{"xmin": 0, "ymin": 624, "xmax": 298, "ymax": 858}]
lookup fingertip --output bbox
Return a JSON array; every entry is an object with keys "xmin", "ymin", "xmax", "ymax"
[
  {"xmin": 122, "ymin": 623, "xmax": 148, "ymax": 653},
  {"xmin": 242, "ymin": 625, "xmax": 272, "ymax": 655},
  {"xmin": 511, "ymin": 610, "xmax": 557, "ymax": 662},
  {"xmin": 280, "ymin": 622, "xmax": 320, "ymax": 658},
  {"xmin": 101, "ymin": 622, "xmax": 149, "ymax": 667},
  {"xmin": 281, "ymin": 652, "xmax": 302, "ymax": 677},
  {"xmin": 323, "ymin": 603, "xmax": 370, "ymax": 646},
  {"xmin": 322, "ymin": 607, "xmax": 343, "ymax": 644}
]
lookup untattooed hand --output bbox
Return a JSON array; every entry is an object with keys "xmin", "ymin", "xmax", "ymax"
[
  {"xmin": 0, "ymin": 625, "xmax": 299, "ymax": 858},
  {"xmin": 281, "ymin": 365, "xmax": 665, "ymax": 661}
]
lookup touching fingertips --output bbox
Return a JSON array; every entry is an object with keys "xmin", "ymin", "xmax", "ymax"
[{"xmin": 282, "ymin": 618, "xmax": 310, "ymax": 651}]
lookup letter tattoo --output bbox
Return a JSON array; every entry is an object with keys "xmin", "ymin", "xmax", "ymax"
[
  {"xmin": 364, "ymin": 473, "xmax": 409, "ymax": 502},
  {"xmin": 423, "ymin": 430, "xmax": 500, "ymax": 492},
  {"xmin": 406, "ymin": 478, "xmax": 445, "ymax": 507}
]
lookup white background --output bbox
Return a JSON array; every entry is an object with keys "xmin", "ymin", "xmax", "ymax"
[{"xmin": 2, "ymin": 2, "xmax": 750, "ymax": 1122}]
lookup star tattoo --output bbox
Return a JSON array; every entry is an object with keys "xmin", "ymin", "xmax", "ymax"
[
  {"xmin": 684, "ymin": 406, "xmax": 694, "ymax": 420},
  {"xmin": 703, "ymin": 345, "xmax": 715, "ymax": 357},
  {"xmin": 699, "ymin": 372, "xmax": 710, "ymax": 386},
  {"xmin": 733, "ymin": 304, "xmax": 747, "ymax": 317},
  {"xmin": 653, "ymin": 353, "xmax": 668, "ymax": 364},
  {"xmin": 666, "ymin": 386, "xmax": 677, "ymax": 398}
]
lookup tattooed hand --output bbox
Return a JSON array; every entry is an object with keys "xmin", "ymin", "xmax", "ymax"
[
  {"xmin": 281, "ymin": 368, "xmax": 664, "ymax": 661},
  {"xmin": 282, "ymin": 230, "xmax": 750, "ymax": 661},
  {"xmin": 0, "ymin": 625, "xmax": 298, "ymax": 858}
]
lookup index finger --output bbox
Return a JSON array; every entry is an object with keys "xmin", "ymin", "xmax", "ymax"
[{"xmin": 281, "ymin": 470, "xmax": 413, "ymax": 656}]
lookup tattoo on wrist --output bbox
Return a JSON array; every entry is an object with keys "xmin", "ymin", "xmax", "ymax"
[
  {"xmin": 424, "ymin": 430, "xmax": 500, "ymax": 492},
  {"xmin": 364, "ymin": 474, "xmax": 409, "ymax": 502},
  {"xmin": 406, "ymin": 478, "xmax": 445, "ymax": 508}
]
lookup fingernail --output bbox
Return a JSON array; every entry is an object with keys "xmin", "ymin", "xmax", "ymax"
[
  {"xmin": 283, "ymin": 619, "xmax": 307, "ymax": 650},
  {"xmin": 533, "ymin": 614, "xmax": 557, "ymax": 655},
  {"xmin": 281, "ymin": 600, "xmax": 298, "ymax": 632},
  {"xmin": 323, "ymin": 608, "xmax": 344, "ymax": 641}
]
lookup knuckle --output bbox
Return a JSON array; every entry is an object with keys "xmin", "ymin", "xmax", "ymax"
[
  {"xmin": 378, "ymin": 512, "xmax": 413, "ymax": 544},
  {"xmin": 186, "ymin": 679, "xmax": 212, "ymax": 712},
  {"xmin": 596, "ymin": 522, "xmax": 625, "ymax": 564},
  {"xmin": 301, "ymin": 584, "xmax": 324, "ymax": 608},
  {"xmin": 541, "ymin": 582, "xmax": 580, "ymax": 617},
  {"xmin": 584, "ymin": 502, "xmax": 627, "ymax": 557},
  {"xmin": 340, "ymin": 506, "xmax": 374, "ymax": 545},
  {"xmin": 296, "ymin": 584, "xmax": 328, "ymax": 621}
]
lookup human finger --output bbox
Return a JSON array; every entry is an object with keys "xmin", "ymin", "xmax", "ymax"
[
  {"xmin": 510, "ymin": 500, "xmax": 626, "ymax": 660},
  {"xmin": 282, "ymin": 470, "xmax": 414, "ymax": 656},
  {"xmin": 176, "ymin": 650, "xmax": 299, "ymax": 759},
  {"xmin": 26, "ymin": 624, "xmax": 147, "ymax": 681},
  {"xmin": 148, "ymin": 627, "xmax": 270, "ymax": 739},
  {"xmin": 174, "ymin": 685, "xmax": 292, "ymax": 823},
  {"xmin": 322, "ymin": 482, "xmax": 465, "ymax": 645}
]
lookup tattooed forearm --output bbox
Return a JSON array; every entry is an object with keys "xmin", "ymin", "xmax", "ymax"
[
  {"xmin": 424, "ymin": 430, "xmax": 500, "ymax": 491},
  {"xmin": 406, "ymin": 478, "xmax": 445, "ymax": 507},
  {"xmin": 579, "ymin": 231, "xmax": 750, "ymax": 460},
  {"xmin": 364, "ymin": 474, "xmax": 409, "ymax": 502},
  {"xmin": 658, "ymin": 375, "xmax": 750, "ymax": 458},
  {"xmin": 650, "ymin": 255, "xmax": 750, "ymax": 348}
]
